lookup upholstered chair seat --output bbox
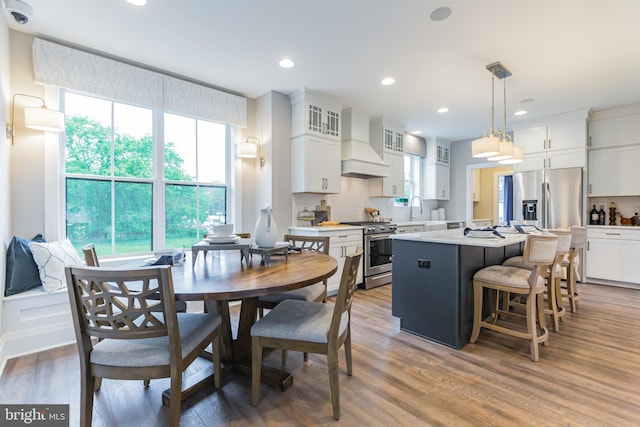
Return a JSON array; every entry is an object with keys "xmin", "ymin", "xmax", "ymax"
[{"xmin": 257, "ymin": 282, "xmax": 326, "ymax": 306}]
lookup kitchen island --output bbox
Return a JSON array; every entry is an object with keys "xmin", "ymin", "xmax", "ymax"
[{"xmin": 391, "ymin": 229, "xmax": 527, "ymax": 349}]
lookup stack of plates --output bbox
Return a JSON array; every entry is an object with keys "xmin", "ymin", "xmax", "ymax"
[
  {"xmin": 494, "ymin": 226, "xmax": 520, "ymax": 234},
  {"xmin": 465, "ymin": 230, "xmax": 496, "ymax": 238},
  {"xmin": 204, "ymin": 235, "xmax": 241, "ymax": 244}
]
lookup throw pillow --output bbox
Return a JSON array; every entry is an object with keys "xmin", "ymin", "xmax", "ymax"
[
  {"xmin": 29, "ymin": 239, "xmax": 83, "ymax": 293},
  {"xmin": 4, "ymin": 234, "xmax": 46, "ymax": 296}
]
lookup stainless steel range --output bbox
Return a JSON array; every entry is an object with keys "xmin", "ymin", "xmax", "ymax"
[{"xmin": 342, "ymin": 221, "xmax": 397, "ymax": 289}]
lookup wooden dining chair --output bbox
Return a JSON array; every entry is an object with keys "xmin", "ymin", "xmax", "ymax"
[
  {"xmin": 559, "ymin": 226, "xmax": 587, "ymax": 312},
  {"xmin": 251, "ymin": 249, "xmax": 362, "ymax": 420},
  {"xmin": 470, "ymin": 234, "xmax": 558, "ymax": 361},
  {"xmin": 82, "ymin": 243, "xmax": 99, "ymax": 267},
  {"xmin": 65, "ymin": 265, "xmax": 222, "ymax": 427},
  {"xmin": 256, "ymin": 234, "xmax": 331, "ymax": 363},
  {"xmin": 257, "ymin": 234, "xmax": 330, "ymax": 313}
]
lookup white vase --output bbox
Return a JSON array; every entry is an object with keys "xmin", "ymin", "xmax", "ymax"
[{"xmin": 254, "ymin": 205, "xmax": 278, "ymax": 248}]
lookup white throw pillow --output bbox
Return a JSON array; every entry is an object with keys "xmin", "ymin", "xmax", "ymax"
[{"xmin": 29, "ymin": 239, "xmax": 83, "ymax": 293}]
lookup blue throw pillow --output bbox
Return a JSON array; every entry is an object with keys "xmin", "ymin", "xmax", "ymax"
[{"xmin": 4, "ymin": 234, "xmax": 46, "ymax": 296}]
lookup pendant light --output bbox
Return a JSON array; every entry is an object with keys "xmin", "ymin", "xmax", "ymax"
[
  {"xmin": 471, "ymin": 66, "xmax": 500, "ymax": 158},
  {"xmin": 489, "ymin": 71, "xmax": 514, "ymax": 161},
  {"xmin": 472, "ymin": 61, "xmax": 523, "ymax": 163}
]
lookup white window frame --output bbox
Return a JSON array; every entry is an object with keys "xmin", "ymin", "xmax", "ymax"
[{"xmin": 46, "ymin": 89, "xmax": 236, "ymax": 257}]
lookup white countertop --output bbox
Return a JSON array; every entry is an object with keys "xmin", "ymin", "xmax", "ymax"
[
  {"xmin": 587, "ymin": 225, "xmax": 640, "ymax": 231},
  {"xmin": 394, "ymin": 220, "xmax": 447, "ymax": 227},
  {"xmin": 288, "ymin": 225, "xmax": 364, "ymax": 232},
  {"xmin": 391, "ymin": 228, "xmax": 528, "ymax": 247}
]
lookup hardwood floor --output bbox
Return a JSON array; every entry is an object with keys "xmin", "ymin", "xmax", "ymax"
[{"xmin": 1, "ymin": 282, "xmax": 640, "ymax": 426}]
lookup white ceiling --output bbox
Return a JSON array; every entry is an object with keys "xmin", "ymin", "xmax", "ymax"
[{"xmin": 5, "ymin": 0, "xmax": 640, "ymax": 141}]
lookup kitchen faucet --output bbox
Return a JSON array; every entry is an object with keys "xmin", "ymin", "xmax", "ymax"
[{"xmin": 410, "ymin": 196, "xmax": 423, "ymax": 220}]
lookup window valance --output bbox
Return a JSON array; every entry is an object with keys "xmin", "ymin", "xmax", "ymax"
[{"xmin": 32, "ymin": 38, "xmax": 247, "ymax": 127}]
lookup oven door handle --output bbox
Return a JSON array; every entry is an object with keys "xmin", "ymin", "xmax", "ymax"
[{"xmin": 367, "ymin": 234, "xmax": 394, "ymax": 241}]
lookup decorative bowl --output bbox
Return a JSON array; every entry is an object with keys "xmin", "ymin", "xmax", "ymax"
[{"xmin": 210, "ymin": 224, "xmax": 234, "ymax": 237}]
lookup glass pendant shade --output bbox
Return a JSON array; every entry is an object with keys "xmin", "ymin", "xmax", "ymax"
[
  {"xmin": 24, "ymin": 107, "xmax": 65, "ymax": 132},
  {"xmin": 498, "ymin": 145, "xmax": 524, "ymax": 164},
  {"xmin": 488, "ymin": 140, "xmax": 514, "ymax": 161},
  {"xmin": 237, "ymin": 141, "xmax": 257, "ymax": 158},
  {"xmin": 471, "ymin": 134, "xmax": 500, "ymax": 158}
]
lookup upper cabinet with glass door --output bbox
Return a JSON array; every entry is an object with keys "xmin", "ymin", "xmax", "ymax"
[
  {"xmin": 425, "ymin": 137, "xmax": 451, "ymax": 166},
  {"xmin": 290, "ymin": 88, "xmax": 341, "ymax": 141},
  {"xmin": 370, "ymin": 116, "xmax": 404, "ymax": 154}
]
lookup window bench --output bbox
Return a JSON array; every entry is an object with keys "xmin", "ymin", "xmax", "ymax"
[{"xmin": 1, "ymin": 287, "xmax": 75, "ymax": 374}]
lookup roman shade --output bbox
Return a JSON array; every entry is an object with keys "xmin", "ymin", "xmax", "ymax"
[{"xmin": 32, "ymin": 38, "xmax": 247, "ymax": 127}]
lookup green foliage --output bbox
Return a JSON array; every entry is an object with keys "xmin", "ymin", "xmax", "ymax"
[{"xmin": 65, "ymin": 115, "xmax": 226, "ymax": 255}]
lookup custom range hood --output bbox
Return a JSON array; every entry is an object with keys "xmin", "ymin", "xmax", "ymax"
[{"xmin": 340, "ymin": 107, "xmax": 390, "ymax": 178}]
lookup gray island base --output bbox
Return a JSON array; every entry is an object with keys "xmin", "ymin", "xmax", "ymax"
[{"xmin": 391, "ymin": 229, "xmax": 527, "ymax": 349}]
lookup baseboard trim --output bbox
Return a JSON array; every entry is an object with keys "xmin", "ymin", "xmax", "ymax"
[{"xmin": 0, "ymin": 322, "xmax": 75, "ymax": 378}]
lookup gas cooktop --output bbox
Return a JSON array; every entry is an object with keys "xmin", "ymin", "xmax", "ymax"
[{"xmin": 341, "ymin": 221, "xmax": 397, "ymax": 234}]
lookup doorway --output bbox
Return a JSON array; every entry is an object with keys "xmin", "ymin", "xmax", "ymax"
[{"xmin": 466, "ymin": 164, "xmax": 514, "ymax": 226}]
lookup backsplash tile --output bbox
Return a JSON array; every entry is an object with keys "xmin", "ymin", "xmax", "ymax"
[{"xmin": 291, "ymin": 177, "xmax": 440, "ymax": 226}]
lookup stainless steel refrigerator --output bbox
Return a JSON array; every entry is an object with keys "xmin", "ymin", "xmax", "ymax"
[{"xmin": 512, "ymin": 167, "xmax": 583, "ymax": 229}]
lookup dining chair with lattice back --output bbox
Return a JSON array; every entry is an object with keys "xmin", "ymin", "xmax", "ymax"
[
  {"xmin": 251, "ymin": 249, "xmax": 362, "ymax": 420},
  {"xmin": 256, "ymin": 234, "xmax": 330, "ymax": 313},
  {"xmin": 82, "ymin": 243, "xmax": 187, "ymax": 312},
  {"xmin": 256, "ymin": 234, "xmax": 331, "ymax": 364},
  {"xmin": 470, "ymin": 234, "xmax": 558, "ymax": 361},
  {"xmin": 65, "ymin": 265, "xmax": 222, "ymax": 427}
]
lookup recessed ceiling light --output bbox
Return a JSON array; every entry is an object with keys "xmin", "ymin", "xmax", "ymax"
[
  {"xmin": 514, "ymin": 110, "xmax": 528, "ymax": 116},
  {"xmin": 437, "ymin": 107, "xmax": 449, "ymax": 113},
  {"xmin": 279, "ymin": 58, "xmax": 295, "ymax": 69},
  {"xmin": 381, "ymin": 77, "xmax": 395, "ymax": 86},
  {"xmin": 430, "ymin": 7, "xmax": 452, "ymax": 22},
  {"xmin": 411, "ymin": 130, "xmax": 422, "ymax": 135},
  {"xmin": 126, "ymin": 0, "xmax": 147, "ymax": 5}
]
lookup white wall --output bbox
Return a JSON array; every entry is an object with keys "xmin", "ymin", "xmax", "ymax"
[
  {"xmin": 0, "ymin": 8, "xmax": 12, "ymax": 343},
  {"xmin": 9, "ymin": 31, "xmax": 46, "ymax": 238}
]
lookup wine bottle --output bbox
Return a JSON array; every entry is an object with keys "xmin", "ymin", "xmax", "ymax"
[
  {"xmin": 590, "ymin": 205, "xmax": 599, "ymax": 225},
  {"xmin": 599, "ymin": 205, "xmax": 606, "ymax": 225}
]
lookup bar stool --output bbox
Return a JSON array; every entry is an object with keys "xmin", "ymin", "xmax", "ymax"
[
  {"xmin": 470, "ymin": 234, "xmax": 558, "ymax": 361},
  {"xmin": 502, "ymin": 230, "xmax": 572, "ymax": 332},
  {"xmin": 559, "ymin": 226, "xmax": 587, "ymax": 312}
]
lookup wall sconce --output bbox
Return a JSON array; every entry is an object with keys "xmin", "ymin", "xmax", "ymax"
[
  {"xmin": 236, "ymin": 136, "xmax": 265, "ymax": 172},
  {"xmin": 5, "ymin": 93, "xmax": 65, "ymax": 145}
]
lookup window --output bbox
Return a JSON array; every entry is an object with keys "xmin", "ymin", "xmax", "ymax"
[
  {"xmin": 395, "ymin": 154, "xmax": 422, "ymax": 205},
  {"xmin": 63, "ymin": 91, "xmax": 229, "ymax": 256}
]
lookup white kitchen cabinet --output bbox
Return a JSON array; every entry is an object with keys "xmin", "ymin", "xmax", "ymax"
[
  {"xmin": 288, "ymin": 227, "xmax": 364, "ymax": 293},
  {"xmin": 513, "ymin": 110, "xmax": 588, "ymax": 168},
  {"xmin": 472, "ymin": 169, "xmax": 480, "ymax": 202},
  {"xmin": 588, "ymin": 145, "xmax": 640, "ymax": 197},
  {"xmin": 368, "ymin": 152, "xmax": 404, "ymax": 197},
  {"xmin": 426, "ymin": 137, "xmax": 451, "ymax": 166},
  {"xmin": 589, "ymin": 104, "xmax": 640, "ymax": 148},
  {"xmin": 396, "ymin": 224, "xmax": 425, "ymax": 234},
  {"xmin": 291, "ymin": 135, "xmax": 341, "ymax": 194},
  {"xmin": 424, "ymin": 163, "xmax": 450, "ymax": 200},
  {"xmin": 586, "ymin": 227, "xmax": 640, "ymax": 284},
  {"xmin": 290, "ymin": 88, "xmax": 341, "ymax": 141},
  {"xmin": 370, "ymin": 116, "xmax": 404, "ymax": 153}
]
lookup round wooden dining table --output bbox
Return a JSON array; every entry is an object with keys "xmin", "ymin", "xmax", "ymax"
[{"xmin": 163, "ymin": 249, "xmax": 338, "ymax": 405}]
